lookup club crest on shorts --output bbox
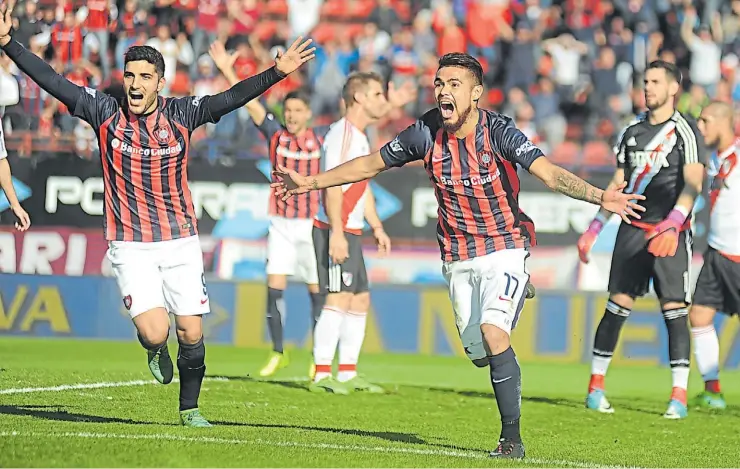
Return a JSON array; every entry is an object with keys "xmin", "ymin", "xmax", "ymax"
[
  {"xmin": 123, "ymin": 295, "xmax": 132, "ymax": 310},
  {"xmin": 155, "ymin": 127, "xmax": 170, "ymax": 144},
  {"xmin": 342, "ymin": 272, "xmax": 353, "ymax": 286},
  {"xmin": 477, "ymin": 150, "xmax": 494, "ymax": 168}
]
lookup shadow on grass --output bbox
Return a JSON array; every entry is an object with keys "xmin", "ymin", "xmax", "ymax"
[{"xmin": 0, "ymin": 404, "xmax": 173, "ymax": 425}]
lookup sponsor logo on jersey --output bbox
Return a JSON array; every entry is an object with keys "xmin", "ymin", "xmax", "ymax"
[
  {"xmin": 628, "ymin": 150, "xmax": 670, "ymax": 168},
  {"xmin": 112, "ymin": 138, "xmax": 182, "ymax": 157},
  {"xmin": 515, "ymin": 140, "xmax": 537, "ymax": 157}
]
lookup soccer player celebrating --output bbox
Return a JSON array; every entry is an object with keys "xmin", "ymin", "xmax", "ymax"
[
  {"xmin": 578, "ymin": 61, "xmax": 706, "ymax": 419},
  {"xmin": 209, "ymin": 41, "xmax": 329, "ymax": 378},
  {"xmin": 689, "ymin": 101, "xmax": 740, "ymax": 411},
  {"xmin": 0, "ymin": 1, "xmax": 314, "ymax": 426},
  {"xmin": 0, "ymin": 121, "xmax": 31, "ymax": 232},
  {"xmin": 272, "ymin": 53, "xmax": 643, "ymax": 458}
]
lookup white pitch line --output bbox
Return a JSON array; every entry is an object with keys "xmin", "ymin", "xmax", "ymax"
[
  {"xmin": 0, "ymin": 377, "xmax": 229, "ymax": 395},
  {"xmin": 0, "ymin": 431, "xmax": 636, "ymax": 469}
]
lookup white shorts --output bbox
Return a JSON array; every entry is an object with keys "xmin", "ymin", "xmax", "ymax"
[
  {"xmin": 442, "ymin": 248, "xmax": 530, "ymax": 362},
  {"xmin": 107, "ymin": 235, "xmax": 210, "ymax": 319},
  {"xmin": 265, "ymin": 217, "xmax": 318, "ymax": 284}
]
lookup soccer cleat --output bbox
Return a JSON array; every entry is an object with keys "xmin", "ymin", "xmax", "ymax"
[
  {"xmin": 690, "ymin": 391, "xmax": 726, "ymax": 410},
  {"xmin": 258, "ymin": 351, "xmax": 289, "ymax": 377},
  {"xmin": 525, "ymin": 282, "xmax": 536, "ymax": 299},
  {"xmin": 308, "ymin": 376, "xmax": 351, "ymax": 395},
  {"xmin": 308, "ymin": 362, "xmax": 316, "ymax": 381},
  {"xmin": 663, "ymin": 399, "xmax": 688, "ymax": 419},
  {"xmin": 343, "ymin": 376, "xmax": 385, "ymax": 394},
  {"xmin": 147, "ymin": 345, "xmax": 174, "ymax": 384},
  {"xmin": 179, "ymin": 408, "xmax": 212, "ymax": 427},
  {"xmin": 585, "ymin": 389, "xmax": 614, "ymax": 413},
  {"xmin": 489, "ymin": 438, "xmax": 525, "ymax": 459}
]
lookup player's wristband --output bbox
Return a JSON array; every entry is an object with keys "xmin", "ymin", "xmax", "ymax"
[
  {"xmin": 666, "ymin": 207, "xmax": 689, "ymax": 225},
  {"xmin": 586, "ymin": 213, "xmax": 608, "ymax": 235}
]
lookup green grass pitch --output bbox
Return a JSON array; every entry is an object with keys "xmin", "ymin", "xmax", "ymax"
[{"xmin": 1, "ymin": 338, "xmax": 739, "ymax": 467}]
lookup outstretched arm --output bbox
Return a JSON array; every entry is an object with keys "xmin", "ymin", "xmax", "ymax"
[
  {"xmin": 529, "ymin": 157, "xmax": 604, "ymax": 204},
  {"xmin": 209, "ymin": 41, "xmax": 268, "ymax": 126},
  {"xmin": 300, "ymin": 152, "xmax": 387, "ymax": 191},
  {"xmin": 0, "ymin": 37, "xmax": 83, "ymax": 112}
]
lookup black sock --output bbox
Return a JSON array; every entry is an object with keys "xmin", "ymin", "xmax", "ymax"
[
  {"xmin": 177, "ymin": 337, "xmax": 206, "ymax": 412},
  {"xmin": 489, "ymin": 347, "xmax": 522, "ymax": 442},
  {"xmin": 592, "ymin": 300, "xmax": 630, "ymax": 363},
  {"xmin": 309, "ymin": 292, "xmax": 326, "ymax": 330},
  {"xmin": 267, "ymin": 287, "xmax": 285, "ymax": 353},
  {"xmin": 137, "ymin": 333, "xmax": 168, "ymax": 353},
  {"xmin": 663, "ymin": 306, "xmax": 690, "ymax": 370}
]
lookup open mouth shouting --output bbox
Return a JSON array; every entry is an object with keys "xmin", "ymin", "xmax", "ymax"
[
  {"xmin": 128, "ymin": 90, "xmax": 145, "ymax": 107},
  {"xmin": 439, "ymin": 100, "xmax": 455, "ymax": 120}
]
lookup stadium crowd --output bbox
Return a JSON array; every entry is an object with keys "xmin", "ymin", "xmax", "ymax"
[{"xmin": 1, "ymin": 0, "xmax": 739, "ymax": 169}]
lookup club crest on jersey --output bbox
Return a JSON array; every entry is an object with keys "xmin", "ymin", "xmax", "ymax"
[
  {"xmin": 155, "ymin": 127, "xmax": 170, "ymax": 144},
  {"xmin": 342, "ymin": 272, "xmax": 353, "ymax": 286},
  {"xmin": 123, "ymin": 295, "xmax": 132, "ymax": 310},
  {"xmin": 477, "ymin": 150, "xmax": 494, "ymax": 168}
]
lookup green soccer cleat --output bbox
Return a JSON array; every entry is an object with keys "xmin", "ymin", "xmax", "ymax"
[
  {"xmin": 258, "ymin": 351, "xmax": 290, "ymax": 377},
  {"xmin": 343, "ymin": 375, "xmax": 386, "ymax": 394},
  {"xmin": 690, "ymin": 391, "xmax": 727, "ymax": 410},
  {"xmin": 147, "ymin": 345, "xmax": 174, "ymax": 384},
  {"xmin": 179, "ymin": 408, "xmax": 212, "ymax": 427},
  {"xmin": 308, "ymin": 376, "xmax": 351, "ymax": 395}
]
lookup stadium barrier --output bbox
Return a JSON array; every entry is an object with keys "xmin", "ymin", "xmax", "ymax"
[{"xmin": 1, "ymin": 274, "xmax": 738, "ymax": 369}]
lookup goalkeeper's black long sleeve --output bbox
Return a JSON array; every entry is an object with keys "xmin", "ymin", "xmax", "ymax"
[
  {"xmin": 1, "ymin": 38, "xmax": 83, "ymax": 111},
  {"xmin": 203, "ymin": 66, "xmax": 285, "ymax": 121}
]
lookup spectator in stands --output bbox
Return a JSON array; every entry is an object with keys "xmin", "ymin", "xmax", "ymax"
[
  {"xmin": 677, "ymin": 83, "xmax": 710, "ymax": 118},
  {"xmin": 500, "ymin": 18, "xmax": 540, "ymax": 92},
  {"xmin": 287, "ymin": 0, "xmax": 322, "ymax": 41},
  {"xmin": 358, "ymin": 21, "xmax": 392, "ymax": 61},
  {"xmin": 12, "ymin": 0, "xmax": 43, "ymax": 48},
  {"xmin": 542, "ymin": 33, "xmax": 589, "ymax": 103},
  {"xmin": 411, "ymin": 9, "xmax": 435, "ymax": 61},
  {"xmin": 228, "ymin": 0, "xmax": 259, "ymax": 37},
  {"xmin": 146, "ymin": 23, "xmax": 194, "ymax": 93},
  {"xmin": 114, "ymin": 0, "xmax": 152, "ymax": 71},
  {"xmin": 310, "ymin": 39, "xmax": 354, "ymax": 116},
  {"xmin": 682, "ymin": 8, "xmax": 723, "ymax": 96},
  {"xmin": 80, "ymin": 0, "xmax": 112, "ymax": 79},
  {"xmin": 531, "ymin": 75, "xmax": 567, "ymax": 151},
  {"xmin": 51, "ymin": 6, "xmax": 83, "ymax": 70},
  {"xmin": 370, "ymin": 0, "xmax": 402, "ymax": 34},
  {"xmin": 466, "ymin": 0, "xmax": 510, "ymax": 81},
  {"xmin": 190, "ymin": 0, "xmax": 222, "ymax": 76}
]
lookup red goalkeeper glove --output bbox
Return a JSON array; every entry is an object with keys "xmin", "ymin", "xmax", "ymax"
[
  {"xmin": 577, "ymin": 215, "xmax": 606, "ymax": 263},
  {"xmin": 646, "ymin": 209, "xmax": 686, "ymax": 258}
]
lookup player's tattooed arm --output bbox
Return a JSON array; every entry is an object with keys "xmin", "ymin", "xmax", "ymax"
[
  {"xmin": 529, "ymin": 158, "xmax": 646, "ymax": 223},
  {"xmin": 530, "ymin": 158, "xmax": 604, "ymax": 203},
  {"xmin": 553, "ymin": 170, "xmax": 603, "ymax": 204}
]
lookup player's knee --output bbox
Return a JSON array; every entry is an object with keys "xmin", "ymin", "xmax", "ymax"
[
  {"xmin": 175, "ymin": 316, "xmax": 203, "ymax": 344},
  {"xmin": 471, "ymin": 357, "xmax": 489, "ymax": 368},
  {"xmin": 689, "ymin": 305, "xmax": 715, "ymax": 328},
  {"xmin": 609, "ymin": 293, "xmax": 634, "ymax": 311},
  {"xmin": 133, "ymin": 307, "xmax": 170, "ymax": 346},
  {"xmin": 480, "ymin": 323, "xmax": 511, "ymax": 355}
]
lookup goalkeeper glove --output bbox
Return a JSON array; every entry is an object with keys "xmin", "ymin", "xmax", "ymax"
[
  {"xmin": 577, "ymin": 214, "xmax": 607, "ymax": 263},
  {"xmin": 646, "ymin": 208, "xmax": 686, "ymax": 258}
]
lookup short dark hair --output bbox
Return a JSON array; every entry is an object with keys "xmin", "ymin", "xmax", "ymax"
[
  {"xmin": 646, "ymin": 60, "xmax": 682, "ymax": 85},
  {"xmin": 124, "ymin": 46, "xmax": 166, "ymax": 78},
  {"xmin": 342, "ymin": 72, "xmax": 384, "ymax": 106},
  {"xmin": 284, "ymin": 90, "xmax": 311, "ymax": 107},
  {"xmin": 437, "ymin": 53, "xmax": 483, "ymax": 86}
]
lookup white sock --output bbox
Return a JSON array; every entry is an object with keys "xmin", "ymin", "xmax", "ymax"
[
  {"xmin": 312, "ymin": 306, "xmax": 344, "ymax": 382},
  {"xmin": 692, "ymin": 325, "xmax": 720, "ymax": 382},
  {"xmin": 338, "ymin": 311, "xmax": 367, "ymax": 382},
  {"xmin": 672, "ymin": 367, "xmax": 689, "ymax": 390},
  {"xmin": 591, "ymin": 356, "xmax": 611, "ymax": 376}
]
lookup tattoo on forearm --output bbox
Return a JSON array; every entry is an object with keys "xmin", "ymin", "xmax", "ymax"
[
  {"xmin": 310, "ymin": 178, "xmax": 319, "ymax": 191},
  {"xmin": 554, "ymin": 170, "xmax": 602, "ymax": 204}
]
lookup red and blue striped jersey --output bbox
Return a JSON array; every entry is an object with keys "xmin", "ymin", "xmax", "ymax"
[{"xmin": 380, "ymin": 108, "xmax": 542, "ymax": 262}]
